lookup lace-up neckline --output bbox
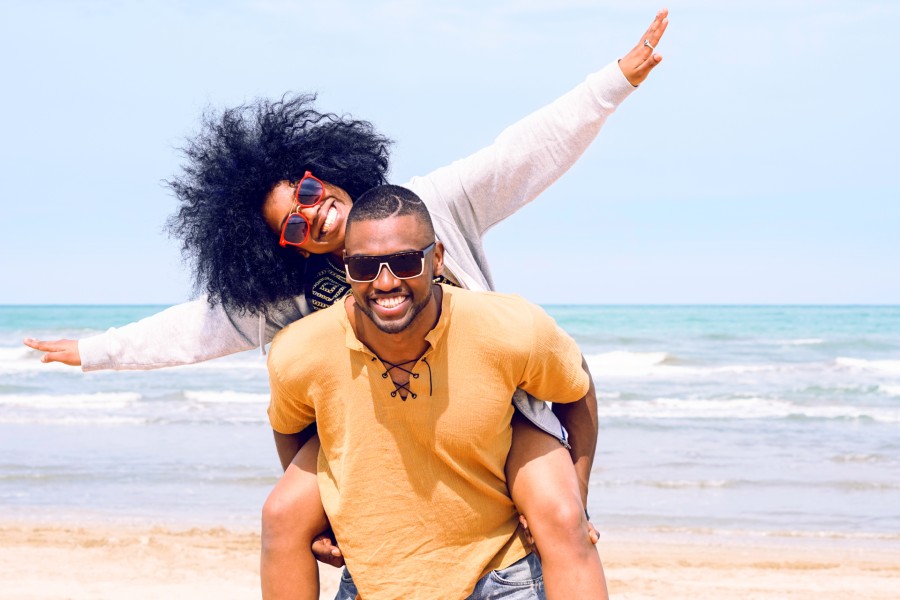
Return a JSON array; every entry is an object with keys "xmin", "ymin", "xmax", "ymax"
[{"xmin": 371, "ymin": 355, "xmax": 433, "ymax": 401}]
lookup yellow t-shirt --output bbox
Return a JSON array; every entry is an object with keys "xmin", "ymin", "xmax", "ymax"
[{"xmin": 268, "ymin": 285, "xmax": 589, "ymax": 599}]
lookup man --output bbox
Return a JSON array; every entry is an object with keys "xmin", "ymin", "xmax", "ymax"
[
  {"xmin": 267, "ymin": 185, "xmax": 608, "ymax": 599},
  {"xmin": 26, "ymin": 11, "xmax": 668, "ymax": 596}
]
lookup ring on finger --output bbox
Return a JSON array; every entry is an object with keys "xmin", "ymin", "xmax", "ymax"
[{"xmin": 643, "ymin": 39, "xmax": 655, "ymax": 51}]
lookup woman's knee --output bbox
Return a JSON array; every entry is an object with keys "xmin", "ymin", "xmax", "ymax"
[
  {"xmin": 506, "ymin": 416, "xmax": 589, "ymax": 540},
  {"xmin": 535, "ymin": 491, "xmax": 587, "ymax": 534},
  {"xmin": 262, "ymin": 471, "xmax": 326, "ymax": 540}
]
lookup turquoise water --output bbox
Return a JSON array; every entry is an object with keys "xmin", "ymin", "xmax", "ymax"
[{"xmin": 2, "ymin": 305, "xmax": 899, "ymax": 543}]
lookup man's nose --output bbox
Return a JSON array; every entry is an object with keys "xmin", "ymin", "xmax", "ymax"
[{"xmin": 373, "ymin": 263, "xmax": 400, "ymax": 291}]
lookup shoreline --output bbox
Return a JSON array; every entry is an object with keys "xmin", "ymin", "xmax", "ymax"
[{"xmin": 1, "ymin": 519, "xmax": 898, "ymax": 599}]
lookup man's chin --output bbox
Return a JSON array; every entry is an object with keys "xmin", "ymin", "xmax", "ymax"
[
  {"xmin": 370, "ymin": 314, "xmax": 414, "ymax": 335},
  {"xmin": 363, "ymin": 300, "xmax": 427, "ymax": 335}
]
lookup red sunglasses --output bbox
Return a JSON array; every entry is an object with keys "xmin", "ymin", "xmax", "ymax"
[{"xmin": 278, "ymin": 171, "xmax": 326, "ymax": 247}]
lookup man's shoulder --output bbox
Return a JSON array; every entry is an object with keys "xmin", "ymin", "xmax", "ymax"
[
  {"xmin": 446, "ymin": 285, "xmax": 537, "ymax": 309},
  {"xmin": 444, "ymin": 286, "xmax": 543, "ymax": 329},
  {"xmin": 269, "ymin": 302, "xmax": 347, "ymax": 364}
]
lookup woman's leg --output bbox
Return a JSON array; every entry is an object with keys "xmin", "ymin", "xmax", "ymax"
[
  {"xmin": 261, "ymin": 434, "xmax": 328, "ymax": 600},
  {"xmin": 506, "ymin": 413, "xmax": 609, "ymax": 600}
]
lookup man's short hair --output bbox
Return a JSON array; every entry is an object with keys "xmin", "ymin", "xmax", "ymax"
[{"xmin": 347, "ymin": 185, "xmax": 436, "ymax": 240}]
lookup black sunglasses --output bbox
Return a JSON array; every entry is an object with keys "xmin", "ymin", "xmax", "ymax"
[{"xmin": 344, "ymin": 242, "xmax": 436, "ymax": 283}]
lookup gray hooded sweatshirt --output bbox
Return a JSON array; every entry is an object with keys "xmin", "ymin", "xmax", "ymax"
[{"xmin": 78, "ymin": 61, "xmax": 636, "ymax": 439}]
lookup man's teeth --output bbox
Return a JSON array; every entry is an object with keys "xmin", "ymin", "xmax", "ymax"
[
  {"xmin": 375, "ymin": 296, "xmax": 405, "ymax": 309},
  {"xmin": 321, "ymin": 206, "xmax": 338, "ymax": 234}
]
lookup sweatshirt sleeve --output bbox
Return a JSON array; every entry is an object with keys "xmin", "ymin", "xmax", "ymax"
[
  {"xmin": 405, "ymin": 61, "xmax": 636, "ymax": 238},
  {"xmin": 78, "ymin": 297, "xmax": 282, "ymax": 372}
]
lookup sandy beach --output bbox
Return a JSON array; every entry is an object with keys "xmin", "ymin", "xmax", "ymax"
[{"xmin": 1, "ymin": 521, "xmax": 898, "ymax": 599}]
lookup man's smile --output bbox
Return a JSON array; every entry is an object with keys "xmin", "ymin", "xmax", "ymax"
[{"xmin": 371, "ymin": 293, "xmax": 410, "ymax": 313}]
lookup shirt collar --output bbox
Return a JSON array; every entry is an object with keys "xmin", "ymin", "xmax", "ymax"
[{"xmin": 339, "ymin": 284, "xmax": 455, "ymax": 355}]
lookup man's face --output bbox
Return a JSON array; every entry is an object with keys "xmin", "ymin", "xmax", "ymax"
[
  {"xmin": 262, "ymin": 179, "xmax": 354, "ymax": 258},
  {"xmin": 344, "ymin": 214, "xmax": 443, "ymax": 335}
]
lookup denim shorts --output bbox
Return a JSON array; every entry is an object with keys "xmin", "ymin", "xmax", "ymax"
[{"xmin": 334, "ymin": 552, "xmax": 544, "ymax": 600}]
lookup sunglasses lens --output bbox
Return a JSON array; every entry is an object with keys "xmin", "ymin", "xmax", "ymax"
[
  {"xmin": 297, "ymin": 177, "xmax": 324, "ymax": 206},
  {"xmin": 345, "ymin": 252, "xmax": 425, "ymax": 282},
  {"xmin": 387, "ymin": 254, "xmax": 424, "ymax": 279},
  {"xmin": 346, "ymin": 257, "xmax": 381, "ymax": 282},
  {"xmin": 282, "ymin": 214, "xmax": 309, "ymax": 244}
]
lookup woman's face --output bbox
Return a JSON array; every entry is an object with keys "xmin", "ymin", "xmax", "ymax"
[{"xmin": 262, "ymin": 179, "xmax": 354, "ymax": 258}]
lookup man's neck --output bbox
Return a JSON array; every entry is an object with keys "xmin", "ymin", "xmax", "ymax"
[{"xmin": 346, "ymin": 285, "xmax": 443, "ymax": 363}]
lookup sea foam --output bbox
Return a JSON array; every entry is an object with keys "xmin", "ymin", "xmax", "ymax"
[
  {"xmin": 0, "ymin": 392, "xmax": 141, "ymax": 409},
  {"xmin": 836, "ymin": 357, "xmax": 900, "ymax": 375},
  {"xmin": 184, "ymin": 390, "xmax": 269, "ymax": 404},
  {"xmin": 599, "ymin": 396, "xmax": 900, "ymax": 423}
]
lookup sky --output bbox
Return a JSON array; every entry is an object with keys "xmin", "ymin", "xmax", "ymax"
[{"xmin": 1, "ymin": 0, "xmax": 897, "ymax": 305}]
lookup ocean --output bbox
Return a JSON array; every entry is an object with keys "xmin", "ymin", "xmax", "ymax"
[{"xmin": 2, "ymin": 305, "xmax": 899, "ymax": 547}]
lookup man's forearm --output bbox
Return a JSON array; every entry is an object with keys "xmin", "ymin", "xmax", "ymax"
[
  {"xmin": 272, "ymin": 426, "xmax": 317, "ymax": 471},
  {"xmin": 552, "ymin": 357, "xmax": 598, "ymax": 507}
]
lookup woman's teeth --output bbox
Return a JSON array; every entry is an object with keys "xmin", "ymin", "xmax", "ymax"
[
  {"xmin": 321, "ymin": 206, "xmax": 338, "ymax": 235},
  {"xmin": 375, "ymin": 296, "xmax": 405, "ymax": 309}
]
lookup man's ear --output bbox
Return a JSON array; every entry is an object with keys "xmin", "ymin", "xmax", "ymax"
[{"xmin": 432, "ymin": 241, "xmax": 445, "ymax": 277}]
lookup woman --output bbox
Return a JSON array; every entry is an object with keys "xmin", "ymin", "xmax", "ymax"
[{"xmin": 26, "ymin": 11, "xmax": 668, "ymax": 599}]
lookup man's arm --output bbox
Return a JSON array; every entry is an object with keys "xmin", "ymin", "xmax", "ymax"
[
  {"xmin": 551, "ymin": 357, "xmax": 598, "ymax": 507},
  {"xmin": 272, "ymin": 427, "xmax": 318, "ymax": 471},
  {"xmin": 267, "ymin": 335, "xmax": 319, "ymax": 468}
]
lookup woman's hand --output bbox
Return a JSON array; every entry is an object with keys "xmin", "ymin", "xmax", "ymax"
[
  {"xmin": 619, "ymin": 8, "xmax": 669, "ymax": 87},
  {"xmin": 23, "ymin": 337, "xmax": 82, "ymax": 366}
]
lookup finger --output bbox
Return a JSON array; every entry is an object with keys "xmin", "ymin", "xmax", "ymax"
[
  {"xmin": 647, "ymin": 15, "xmax": 669, "ymax": 49},
  {"xmin": 311, "ymin": 543, "xmax": 330, "ymax": 559},
  {"xmin": 42, "ymin": 350, "xmax": 77, "ymax": 366},
  {"xmin": 518, "ymin": 515, "xmax": 535, "ymax": 545},
  {"xmin": 316, "ymin": 535, "xmax": 343, "ymax": 556},
  {"xmin": 24, "ymin": 338, "xmax": 77, "ymax": 360},
  {"xmin": 642, "ymin": 9, "xmax": 669, "ymax": 48},
  {"xmin": 326, "ymin": 556, "xmax": 346, "ymax": 568},
  {"xmin": 636, "ymin": 13, "xmax": 668, "ymax": 61},
  {"xmin": 638, "ymin": 29, "xmax": 667, "ymax": 64},
  {"xmin": 23, "ymin": 338, "xmax": 57, "ymax": 352},
  {"xmin": 587, "ymin": 522, "xmax": 600, "ymax": 545},
  {"xmin": 311, "ymin": 537, "xmax": 334, "ymax": 556},
  {"xmin": 641, "ymin": 53, "xmax": 664, "ymax": 73}
]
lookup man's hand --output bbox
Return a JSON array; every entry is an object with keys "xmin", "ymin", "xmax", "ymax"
[
  {"xmin": 618, "ymin": 8, "xmax": 669, "ymax": 87},
  {"xmin": 23, "ymin": 338, "xmax": 81, "ymax": 366},
  {"xmin": 311, "ymin": 529, "xmax": 345, "ymax": 568}
]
